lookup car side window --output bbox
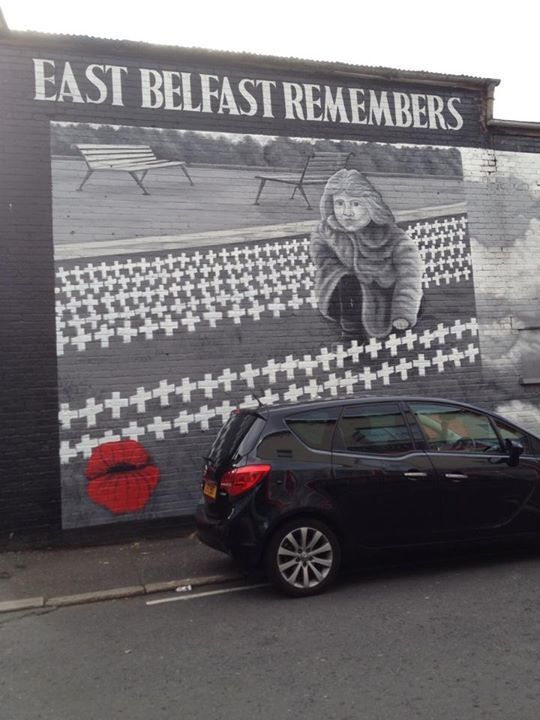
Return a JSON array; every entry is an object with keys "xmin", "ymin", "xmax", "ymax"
[
  {"xmin": 335, "ymin": 403, "xmax": 414, "ymax": 455},
  {"xmin": 492, "ymin": 419, "xmax": 530, "ymax": 454},
  {"xmin": 257, "ymin": 431, "xmax": 320, "ymax": 462},
  {"xmin": 285, "ymin": 407, "xmax": 340, "ymax": 451},
  {"xmin": 409, "ymin": 403, "xmax": 501, "ymax": 454}
]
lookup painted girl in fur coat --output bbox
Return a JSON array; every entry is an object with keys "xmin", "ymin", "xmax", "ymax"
[{"xmin": 310, "ymin": 169, "xmax": 424, "ymax": 338}]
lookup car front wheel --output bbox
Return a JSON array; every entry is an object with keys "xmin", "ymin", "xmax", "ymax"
[{"xmin": 265, "ymin": 518, "xmax": 341, "ymax": 597}]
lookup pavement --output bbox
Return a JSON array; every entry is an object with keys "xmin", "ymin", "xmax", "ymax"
[{"xmin": 0, "ymin": 530, "xmax": 246, "ymax": 614}]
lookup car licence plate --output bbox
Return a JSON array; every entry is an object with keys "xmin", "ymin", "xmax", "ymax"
[{"xmin": 203, "ymin": 481, "xmax": 217, "ymax": 500}]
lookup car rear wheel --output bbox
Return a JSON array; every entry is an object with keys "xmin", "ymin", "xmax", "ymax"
[{"xmin": 265, "ymin": 518, "xmax": 341, "ymax": 597}]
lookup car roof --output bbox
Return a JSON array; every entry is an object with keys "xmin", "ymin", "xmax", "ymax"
[{"xmin": 245, "ymin": 396, "xmax": 538, "ymax": 435}]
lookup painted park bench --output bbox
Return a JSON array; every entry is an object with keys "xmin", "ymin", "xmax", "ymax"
[
  {"xmin": 73, "ymin": 144, "xmax": 194, "ymax": 195},
  {"xmin": 254, "ymin": 150, "xmax": 354, "ymax": 209}
]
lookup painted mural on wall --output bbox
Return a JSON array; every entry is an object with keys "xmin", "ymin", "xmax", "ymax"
[{"xmin": 51, "ymin": 121, "xmax": 483, "ymax": 528}]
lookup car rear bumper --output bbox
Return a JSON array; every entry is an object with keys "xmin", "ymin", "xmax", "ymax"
[{"xmin": 195, "ymin": 502, "xmax": 263, "ymax": 568}]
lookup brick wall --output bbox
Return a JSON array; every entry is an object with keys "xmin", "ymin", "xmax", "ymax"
[{"xmin": 1, "ymin": 31, "xmax": 539, "ymax": 543}]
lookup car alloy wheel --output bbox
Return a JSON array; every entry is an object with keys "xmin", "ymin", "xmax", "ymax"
[{"xmin": 265, "ymin": 518, "xmax": 341, "ymax": 597}]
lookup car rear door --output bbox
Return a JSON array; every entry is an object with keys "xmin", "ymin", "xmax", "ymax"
[
  {"xmin": 331, "ymin": 402, "xmax": 440, "ymax": 547},
  {"xmin": 407, "ymin": 402, "xmax": 539, "ymax": 534}
]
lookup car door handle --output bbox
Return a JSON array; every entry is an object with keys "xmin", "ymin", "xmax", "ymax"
[
  {"xmin": 403, "ymin": 472, "xmax": 428, "ymax": 479},
  {"xmin": 445, "ymin": 473, "xmax": 468, "ymax": 482}
]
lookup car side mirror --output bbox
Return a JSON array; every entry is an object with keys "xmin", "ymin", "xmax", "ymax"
[{"xmin": 505, "ymin": 438, "xmax": 523, "ymax": 467}]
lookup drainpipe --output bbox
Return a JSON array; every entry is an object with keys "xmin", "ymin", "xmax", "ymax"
[{"xmin": 485, "ymin": 82, "xmax": 497, "ymax": 124}]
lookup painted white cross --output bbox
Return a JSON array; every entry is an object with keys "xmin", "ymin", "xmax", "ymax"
[
  {"xmin": 122, "ymin": 421, "xmax": 146, "ymax": 442},
  {"xmin": 394, "ymin": 357, "xmax": 413, "ymax": 381},
  {"xmin": 464, "ymin": 343, "xmax": 480, "ymax": 363},
  {"xmin": 247, "ymin": 301, "xmax": 265, "ymax": 322},
  {"xmin": 377, "ymin": 362, "xmax": 394, "ymax": 385},
  {"xmin": 203, "ymin": 309, "xmax": 223, "ymax": 328},
  {"xmin": 451, "ymin": 319, "xmax": 467, "ymax": 340},
  {"xmin": 79, "ymin": 398, "xmax": 104, "ymax": 428},
  {"xmin": 412, "ymin": 354, "xmax": 431, "ymax": 376},
  {"xmin": 449, "ymin": 347, "xmax": 465, "ymax": 367},
  {"xmin": 432, "ymin": 350, "xmax": 449, "ymax": 372},
  {"xmin": 268, "ymin": 298, "xmax": 286, "ymax": 317},
  {"xmin": 153, "ymin": 301, "xmax": 168, "ymax": 318},
  {"xmin": 432, "ymin": 323, "xmax": 449, "ymax": 346},
  {"xmin": 288, "ymin": 294, "xmax": 303, "ymax": 311},
  {"xmin": 118, "ymin": 321, "xmax": 138, "ymax": 344},
  {"xmin": 198, "ymin": 374, "xmax": 219, "ymax": 399},
  {"xmin": 59, "ymin": 440, "xmax": 78, "ymax": 464},
  {"xmin": 281, "ymin": 355, "xmax": 298, "ymax": 380},
  {"xmin": 130, "ymin": 386, "xmax": 153, "ymax": 414},
  {"xmin": 384, "ymin": 334, "xmax": 402, "ymax": 357},
  {"xmin": 299, "ymin": 355, "xmax": 318, "ymax": 377},
  {"xmin": 240, "ymin": 364, "xmax": 261, "ymax": 389},
  {"xmin": 59, "ymin": 403, "xmax": 79, "ymax": 429},
  {"xmin": 153, "ymin": 379, "xmax": 176, "ymax": 407},
  {"xmin": 358, "ymin": 366, "xmax": 378, "ymax": 390},
  {"xmin": 261, "ymin": 388, "xmax": 280, "ymax": 405},
  {"xmin": 401, "ymin": 330, "xmax": 418, "ymax": 352},
  {"xmin": 215, "ymin": 399, "xmax": 235, "ymax": 423},
  {"xmin": 148, "ymin": 416, "xmax": 172, "ymax": 440},
  {"xmin": 217, "ymin": 368, "xmax": 237, "ymax": 392},
  {"xmin": 261, "ymin": 359, "xmax": 280, "ymax": 385},
  {"xmin": 72, "ymin": 329, "xmax": 92, "ymax": 352},
  {"xmin": 176, "ymin": 377, "xmax": 198, "ymax": 403},
  {"xmin": 75, "ymin": 434, "xmax": 100, "ymax": 459},
  {"xmin": 140, "ymin": 317, "xmax": 160, "ymax": 340},
  {"xmin": 194, "ymin": 405, "xmax": 217, "ymax": 431},
  {"xmin": 365, "ymin": 336, "xmax": 383, "ymax": 359},
  {"xmin": 283, "ymin": 383, "xmax": 303, "ymax": 403},
  {"xmin": 467, "ymin": 318, "xmax": 479, "ymax": 336},
  {"xmin": 173, "ymin": 410, "xmax": 195, "ymax": 434},
  {"xmin": 334, "ymin": 344, "xmax": 349, "ymax": 369},
  {"xmin": 95, "ymin": 324, "xmax": 115, "ymax": 348},
  {"xmin": 304, "ymin": 378, "xmax": 322, "ymax": 399},
  {"xmin": 56, "ymin": 332, "xmax": 69, "ymax": 356},
  {"xmin": 227, "ymin": 305, "xmax": 246, "ymax": 324},
  {"xmin": 181, "ymin": 312, "xmax": 201, "ymax": 332},
  {"xmin": 322, "ymin": 373, "xmax": 340, "ymax": 396},
  {"xmin": 316, "ymin": 346, "xmax": 334, "ymax": 372},
  {"xmin": 419, "ymin": 329, "xmax": 435, "ymax": 349},
  {"xmin": 338, "ymin": 372, "xmax": 356, "ymax": 395},
  {"xmin": 105, "ymin": 391, "xmax": 129, "ymax": 419},
  {"xmin": 347, "ymin": 340, "xmax": 364, "ymax": 363},
  {"xmin": 161, "ymin": 315, "xmax": 179, "ymax": 336}
]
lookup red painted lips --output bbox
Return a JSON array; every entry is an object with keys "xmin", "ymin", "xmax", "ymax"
[{"xmin": 85, "ymin": 440, "xmax": 160, "ymax": 514}]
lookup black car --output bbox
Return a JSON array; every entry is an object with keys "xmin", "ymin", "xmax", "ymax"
[{"xmin": 195, "ymin": 397, "xmax": 540, "ymax": 596}]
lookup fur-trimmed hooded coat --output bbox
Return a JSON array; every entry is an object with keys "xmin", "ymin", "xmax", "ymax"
[{"xmin": 310, "ymin": 213, "xmax": 425, "ymax": 338}]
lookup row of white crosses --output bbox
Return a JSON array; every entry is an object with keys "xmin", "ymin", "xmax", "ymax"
[
  {"xmin": 59, "ymin": 317, "xmax": 480, "ymax": 435},
  {"xmin": 55, "ymin": 215, "xmax": 469, "ymax": 303},
  {"xmin": 55, "ymin": 238, "xmax": 473, "ymax": 357},
  {"xmin": 59, "ymin": 336, "xmax": 481, "ymax": 465},
  {"xmin": 405, "ymin": 215, "xmax": 468, "ymax": 244}
]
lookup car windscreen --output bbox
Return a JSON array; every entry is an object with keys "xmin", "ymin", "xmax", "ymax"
[{"xmin": 208, "ymin": 411, "xmax": 260, "ymax": 468}]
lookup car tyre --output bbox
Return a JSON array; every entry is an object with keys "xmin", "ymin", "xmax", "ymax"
[{"xmin": 265, "ymin": 518, "xmax": 341, "ymax": 597}]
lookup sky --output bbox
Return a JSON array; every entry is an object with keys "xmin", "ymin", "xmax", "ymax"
[{"xmin": 2, "ymin": 0, "xmax": 539, "ymax": 123}]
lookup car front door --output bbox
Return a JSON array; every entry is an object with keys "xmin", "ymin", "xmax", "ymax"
[
  {"xmin": 332, "ymin": 402, "xmax": 440, "ymax": 547},
  {"xmin": 407, "ymin": 402, "xmax": 539, "ymax": 534}
]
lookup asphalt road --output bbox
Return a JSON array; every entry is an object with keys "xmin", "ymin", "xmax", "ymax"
[{"xmin": 2, "ymin": 545, "xmax": 539, "ymax": 720}]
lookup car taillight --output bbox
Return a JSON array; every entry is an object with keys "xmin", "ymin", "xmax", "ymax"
[{"xmin": 220, "ymin": 464, "xmax": 271, "ymax": 498}]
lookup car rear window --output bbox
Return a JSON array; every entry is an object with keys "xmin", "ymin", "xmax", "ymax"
[{"xmin": 208, "ymin": 411, "xmax": 260, "ymax": 467}]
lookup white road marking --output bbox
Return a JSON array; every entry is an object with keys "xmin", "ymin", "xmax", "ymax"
[{"xmin": 146, "ymin": 583, "xmax": 269, "ymax": 605}]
